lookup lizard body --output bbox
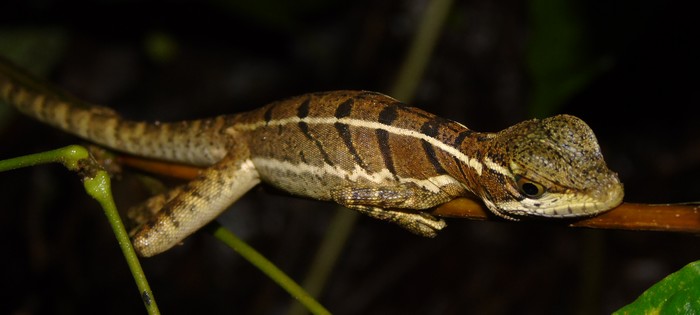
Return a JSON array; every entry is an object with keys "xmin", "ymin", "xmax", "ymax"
[{"xmin": 0, "ymin": 58, "xmax": 624, "ymax": 257}]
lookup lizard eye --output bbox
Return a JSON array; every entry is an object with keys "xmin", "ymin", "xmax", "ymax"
[{"xmin": 516, "ymin": 176, "xmax": 546, "ymax": 198}]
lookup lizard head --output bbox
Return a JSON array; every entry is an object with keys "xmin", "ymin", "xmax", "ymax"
[{"xmin": 477, "ymin": 114, "xmax": 623, "ymax": 219}]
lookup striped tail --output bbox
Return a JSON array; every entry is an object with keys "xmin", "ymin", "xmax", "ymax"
[{"xmin": 0, "ymin": 56, "xmax": 228, "ymax": 166}]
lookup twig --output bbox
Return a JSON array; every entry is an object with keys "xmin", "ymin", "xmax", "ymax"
[
  {"xmin": 0, "ymin": 146, "xmax": 161, "ymax": 315},
  {"xmin": 433, "ymin": 198, "xmax": 700, "ymax": 233}
]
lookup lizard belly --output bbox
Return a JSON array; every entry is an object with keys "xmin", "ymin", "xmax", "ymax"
[
  {"xmin": 250, "ymin": 156, "xmax": 464, "ymax": 209},
  {"xmin": 251, "ymin": 157, "xmax": 390, "ymax": 201}
]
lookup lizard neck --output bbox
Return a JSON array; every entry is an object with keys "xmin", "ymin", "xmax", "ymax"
[{"xmin": 414, "ymin": 126, "xmax": 503, "ymax": 200}]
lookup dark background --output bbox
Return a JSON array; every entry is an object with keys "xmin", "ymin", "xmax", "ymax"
[{"xmin": 0, "ymin": 0, "xmax": 698, "ymax": 314}]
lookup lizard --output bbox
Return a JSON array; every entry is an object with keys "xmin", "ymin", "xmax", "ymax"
[{"xmin": 0, "ymin": 57, "xmax": 624, "ymax": 257}]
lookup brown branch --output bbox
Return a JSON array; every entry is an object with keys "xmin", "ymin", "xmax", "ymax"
[
  {"xmin": 567, "ymin": 202, "xmax": 700, "ymax": 233},
  {"xmin": 118, "ymin": 154, "xmax": 700, "ymax": 234},
  {"xmin": 117, "ymin": 155, "xmax": 201, "ymax": 180},
  {"xmin": 433, "ymin": 198, "xmax": 700, "ymax": 233}
]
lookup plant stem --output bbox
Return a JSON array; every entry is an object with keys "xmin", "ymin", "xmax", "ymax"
[
  {"xmin": 206, "ymin": 222, "xmax": 331, "ymax": 315},
  {"xmin": 0, "ymin": 145, "xmax": 160, "ymax": 315}
]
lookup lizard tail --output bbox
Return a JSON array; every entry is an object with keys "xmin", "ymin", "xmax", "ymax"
[{"xmin": 0, "ymin": 56, "xmax": 229, "ymax": 166}]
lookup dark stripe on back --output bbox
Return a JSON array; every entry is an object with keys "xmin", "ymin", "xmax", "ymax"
[
  {"xmin": 376, "ymin": 129, "xmax": 396, "ymax": 176},
  {"xmin": 297, "ymin": 98, "xmax": 334, "ymax": 165},
  {"xmin": 263, "ymin": 106, "xmax": 273, "ymax": 125},
  {"xmin": 335, "ymin": 98, "xmax": 353, "ymax": 118},
  {"xmin": 332, "ymin": 99, "xmax": 368, "ymax": 169},
  {"xmin": 378, "ymin": 103, "xmax": 398, "ymax": 125},
  {"xmin": 421, "ymin": 139, "xmax": 447, "ymax": 174},
  {"xmin": 297, "ymin": 98, "xmax": 310, "ymax": 118},
  {"xmin": 453, "ymin": 129, "xmax": 474, "ymax": 147},
  {"xmin": 420, "ymin": 117, "xmax": 444, "ymax": 139},
  {"xmin": 420, "ymin": 120, "xmax": 448, "ymax": 173},
  {"xmin": 451, "ymin": 129, "xmax": 475, "ymax": 181},
  {"xmin": 335, "ymin": 123, "xmax": 367, "ymax": 169},
  {"xmin": 377, "ymin": 105, "xmax": 399, "ymax": 175}
]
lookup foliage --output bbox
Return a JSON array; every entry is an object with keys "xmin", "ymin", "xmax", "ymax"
[{"xmin": 615, "ymin": 260, "xmax": 700, "ymax": 314}]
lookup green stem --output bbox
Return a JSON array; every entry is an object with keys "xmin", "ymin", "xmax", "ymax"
[
  {"xmin": 287, "ymin": 210, "xmax": 359, "ymax": 315},
  {"xmin": 83, "ymin": 170, "xmax": 160, "ymax": 315},
  {"xmin": 0, "ymin": 145, "xmax": 160, "ymax": 315},
  {"xmin": 206, "ymin": 222, "xmax": 331, "ymax": 315},
  {"xmin": 0, "ymin": 144, "xmax": 87, "ymax": 172}
]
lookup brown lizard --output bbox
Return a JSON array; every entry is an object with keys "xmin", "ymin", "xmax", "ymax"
[{"xmin": 0, "ymin": 57, "xmax": 624, "ymax": 257}]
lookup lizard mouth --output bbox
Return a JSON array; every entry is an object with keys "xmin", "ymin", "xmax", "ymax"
[
  {"xmin": 482, "ymin": 175, "xmax": 625, "ymax": 220},
  {"xmin": 501, "ymin": 181, "xmax": 625, "ymax": 219}
]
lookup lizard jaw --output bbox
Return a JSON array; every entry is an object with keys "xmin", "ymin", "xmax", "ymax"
[{"xmin": 485, "ymin": 180, "xmax": 624, "ymax": 219}]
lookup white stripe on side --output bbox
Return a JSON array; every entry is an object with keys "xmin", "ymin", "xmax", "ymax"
[{"xmin": 234, "ymin": 116, "xmax": 485, "ymax": 175}]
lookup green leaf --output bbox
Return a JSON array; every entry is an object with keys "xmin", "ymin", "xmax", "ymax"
[{"xmin": 614, "ymin": 260, "xmax": 700, "ymax": 315}]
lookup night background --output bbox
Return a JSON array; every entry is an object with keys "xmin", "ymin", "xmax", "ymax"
[{"xmin": 0, "ymin": 0, "xmax": 698, "ymax": 314}]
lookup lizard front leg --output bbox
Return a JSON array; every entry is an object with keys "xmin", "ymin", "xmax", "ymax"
[
  {"xmin": 130, "ymin": 144, "xmax": 260, "ymax": 257},
  {"xmin": 331, "ymin": 184, "xmax": 447, "ymax": 237}
]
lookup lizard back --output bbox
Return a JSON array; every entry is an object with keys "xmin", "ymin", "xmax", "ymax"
[{"xmin": 230, "ymin": 91, "xmax": 475, "ymax": 208}]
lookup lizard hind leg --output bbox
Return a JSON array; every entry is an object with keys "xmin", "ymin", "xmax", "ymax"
[{"xmin": 129, "ymin": 150, "xmax": 260, "ymax": 257}]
